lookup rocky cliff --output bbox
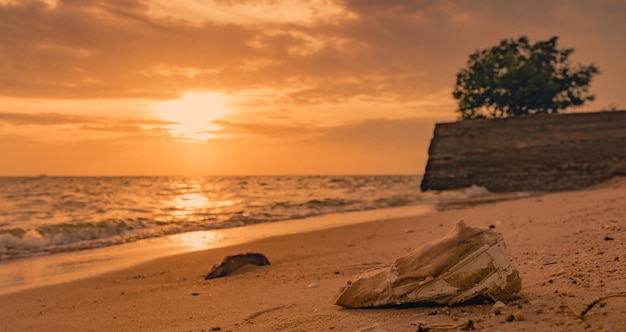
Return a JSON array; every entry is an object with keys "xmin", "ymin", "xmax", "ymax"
[{"xmin": 420, "ymin": 111, "xmax": 626, "ymax": 192}]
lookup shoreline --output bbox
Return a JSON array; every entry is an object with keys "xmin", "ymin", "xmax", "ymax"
[
  {"xmin": 1, "ymin": 178, "xmax": 624, "ymax": 331},
  {"xmin": 0, "ymin": 204, "xmax": 437, "ymax": 295}
]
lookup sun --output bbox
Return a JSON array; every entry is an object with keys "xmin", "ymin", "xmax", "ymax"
[{"xmin": 153, "ymin": 92, "xmax": 228, "ymax": 141}]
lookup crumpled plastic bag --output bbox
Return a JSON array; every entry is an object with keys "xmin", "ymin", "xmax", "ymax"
[{"xmin": 335, "ymin": 219, "xmax": 521, "ymax": 308}]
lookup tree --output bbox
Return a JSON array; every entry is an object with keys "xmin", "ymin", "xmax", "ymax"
[{"xmin": 453, "ymin": 36, "xmax": 599, "ymax": 120}]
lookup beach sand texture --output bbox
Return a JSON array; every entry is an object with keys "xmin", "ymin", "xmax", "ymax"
[{"xmin": 1, "ymin": 178, "xmax": 625, "ymax": 331}]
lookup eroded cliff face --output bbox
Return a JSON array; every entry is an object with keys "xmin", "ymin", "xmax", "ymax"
[{"xmin": 420, "ymin": 111, "xmax": 626, "ymax": 192}]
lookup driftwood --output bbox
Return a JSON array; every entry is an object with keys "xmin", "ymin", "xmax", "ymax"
[{"xmin": 205, "ymin": 253, "xmax": 271, "ymax": 279}]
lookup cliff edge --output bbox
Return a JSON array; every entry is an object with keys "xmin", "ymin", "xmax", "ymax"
[{"xmin": 420, "ymin": 111, "xmax": 626, "ymax": 192}]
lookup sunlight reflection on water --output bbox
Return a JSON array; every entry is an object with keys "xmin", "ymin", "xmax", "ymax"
[
  {"xmin": 165, "ymin": 181, "xmax": 239, "ymax": 220},
  {"xmin": 177, "ymin": 193, "xmax": 209, "ymax": 207},
  {"xmin": 0, "ymin": 175, "xmax": 430, "ymax": 259}
]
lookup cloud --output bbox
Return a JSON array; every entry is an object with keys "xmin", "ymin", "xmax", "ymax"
[
  {"xmin": 0, "ymin": 0, "xmax": 257, "ymax": 98},
  {"xmin": 206, "ymin": 118, "xmax": 322, "ymax": 141},
  {"xmin": 212, "ymin": 116, "xmax": 435, "ymax": 145},
  {"xmin": 0, "ymin": 112, "xmax": 93, "ymax": 126},
  {"xmin": 0, "ymin": 0, "xmax": 624, "ymax": 111},
  {"xmin": 341, "ymin": 0, "xmax": 436, "ymax": 15},
  {"xmin": 0, "ymin": 0, "xmax": 623, "ymax": 176},
  {"xmin": 0, "ymin": 1, "xmax": 480, "ymax": 102},
  {"xmin": 0, "ymin": 112, "xmax": 172, "ymax": 132},
  {"xmin": 311, "ymin": 117, "xmax": 435, "ymax": 150}
]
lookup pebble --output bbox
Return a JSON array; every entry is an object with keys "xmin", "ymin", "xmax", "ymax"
[
  {"xmin": 542, "ymin": 258, "xmax": 557, "ymax": 265},
  {"xmin": 493, "ymin": 301, "xmax": 506, "ymax": 315},
  {"xmin": 308, "ymin": 283, "xmax": 318, "ymax": 288},
  {"xmin": 493, "ymin": 301, "xmax": 506, "ymax": 309}
]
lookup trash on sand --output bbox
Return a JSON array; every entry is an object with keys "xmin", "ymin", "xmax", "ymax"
[
  {"xmin": 205, "ymin": 253, "xmax": 270, "ymax": 279},
  {"xmin": 335, "ymin": 219, "xmax": 521, "ymax": 308}
]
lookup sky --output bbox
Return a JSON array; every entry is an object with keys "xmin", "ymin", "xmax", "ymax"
[{"xmin": 0, "ymin": 0, "xmax": 624, "ymax": 176}]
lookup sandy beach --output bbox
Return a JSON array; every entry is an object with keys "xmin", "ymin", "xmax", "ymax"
[{"xmin": 1, "ymin": 178, "xmax": 624, "ymax": 331}]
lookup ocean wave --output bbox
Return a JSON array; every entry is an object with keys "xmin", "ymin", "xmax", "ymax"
[
  {"xmin": 0, "ymin": 220, "xmax": 133, "ymax": 259},
  {"xmin": 0, "ymin": 176, "xmax": 510, "ymax": 260}
]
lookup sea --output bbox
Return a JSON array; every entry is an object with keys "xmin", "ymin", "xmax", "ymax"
[
  {"xmin": 0, "ymin": 175, "xmax": 496, "ymax": 261},
  {"xmin": 0, "ymin": 175, "xmax": 515, "ymax": 294}
]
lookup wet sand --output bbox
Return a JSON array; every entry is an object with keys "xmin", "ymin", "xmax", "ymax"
[{"xmin": 0, "ymin": 178, "xmax": 624, "ymax": 331}]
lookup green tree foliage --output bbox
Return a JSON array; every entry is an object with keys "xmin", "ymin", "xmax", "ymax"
[{"xmin": 453, "ymin": 36, "xmax": 599, "ymax": 120}]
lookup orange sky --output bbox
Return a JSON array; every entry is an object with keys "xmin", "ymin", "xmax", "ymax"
[{"xmin": 0, "ymin": 0, "xmax": 624, "ymax": 176}]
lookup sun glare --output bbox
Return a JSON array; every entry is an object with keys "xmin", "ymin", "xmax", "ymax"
[
  {"xmin": 147, "ymin": 0, "xmax": 353, "ymax": 26},
  {"xmin": 153, "ymin": 92, "xmax": 228, "ymax": 141},
  {"xmin": 0, "ymin": 0, "xmax": 57, "ymax": 7}
]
